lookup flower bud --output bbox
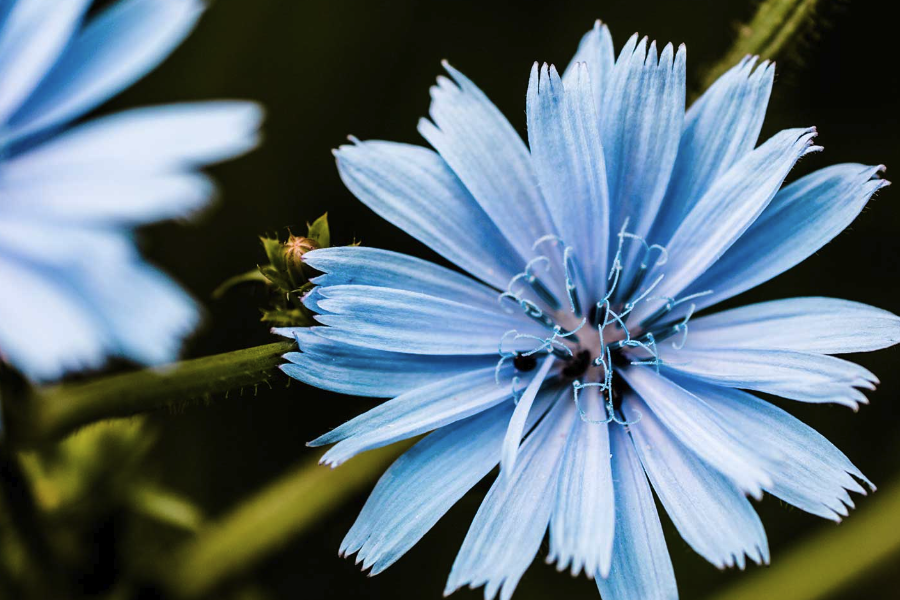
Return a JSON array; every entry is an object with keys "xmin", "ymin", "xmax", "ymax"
[{"xmin": 283, "ymin": 235, "xmax": 318, "ymax": 284}]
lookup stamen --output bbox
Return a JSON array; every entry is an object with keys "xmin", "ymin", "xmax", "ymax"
[
  {"xmin": 524, "ymin": 256, "xmax": 562, "ymax": 311},
  {"xmin": 611, "ymin": 220, "xmax": 669, "ymax": 307},
  {"xmin": 639, "ymin": 289, "xmax": 713, "ymax": 329},
  {"xmin": 562, "ymin": 246, "xmax": 583, "ymax": 316},
  {"xmin": 572, "ymin": 380, "xmax": 613, "ymax": 424}
]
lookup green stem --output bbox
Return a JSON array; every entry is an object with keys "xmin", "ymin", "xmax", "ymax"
[
  {"xmin": 705, "ymin": 481, "xmax": 900, "ymax": 600},
  {"xmin": 699, "ymin": 0, "xmax": 819, "ymax": 92},
  {"xmin": 161, "ymin": 442, "xmax": 411, "ymax": 598},
  {"xmin": 8, "ymin": 341, "xmax": 295, "ymax": 447}
]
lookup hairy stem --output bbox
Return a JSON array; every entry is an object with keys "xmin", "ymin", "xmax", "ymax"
[
  {"xmin": 706, "ymin": 481, "xmax": 900, "ymax": 600},
  {"xmin": 8, "ymin": 341, "xmax": 295, "ymax": 447},
  {"xmin": 699, "ymin": 0, "xmax": 819, "ymax": 92}
]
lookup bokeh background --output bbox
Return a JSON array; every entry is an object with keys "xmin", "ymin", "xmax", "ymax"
[{"xmin": 98, "ymin": 0, "xmax": 900, "ymax": 598}]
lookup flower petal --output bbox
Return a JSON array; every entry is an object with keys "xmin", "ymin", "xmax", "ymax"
[
  {"xmin": 657, "ymin": 347, "xmax": 877, "ymax": 409},
  {"xmin": 652, "ymin": 57, "xmax": 774, "ymax": 243},
  {"xmin": 341, "ymin": 389, "xmax": 556, "ymax": 575},
  {"xmin": 620, "ymin": 366, "xmax": 771, "ymax": 497},
  {"xmin": 0, "ymin": 0, "xmax": 90, "ymax": 123},
  {"xmin": 304, "ymin": 246, "xmax": 500, "ymax": 311},
  {"xmin": 312, "ymin": 366, "xmax": 524, "ymax": 467},
  {"xmin": 673, "ymin": 377, "xmax": 874, "ymax": 522},
  {"xmin": 562, "ymin": 20, "xmax": 615, "ymax": 113},
  {"xmin": 683, "ymin": 164, "xmax": 889, "ymax": 312},
  {"xmin": 445, "ymin": 395, "xmax": 574, "ymax": 600},
  {"xmin": 0, "ymin": 253, "xmax": 106, "ymax": 380},
  {"xmin": 595, "ymin": 425, "xmax": 676, "ymax": 600},
  {"xmin": 418, "ymin": 62, "xmax": 559, "ymax": 267},
  {"xmin": 5, "ymin": 0, "xmax": 204, "ymax": 141},
  {"xmin": 312, "ymin": 285, "xmax": 543, "ymax": 356},
  {"xmin": 600, "ymin": 36, "xmax": 685, "ymax": 289},
  {"xmin": 500, "ymin": 354, "xmax": 556, "ymax": 475},
  {"xmin": 549, "ymin": 406, "xmax": 615, "ymax": 578},
  {"xmin": 632, "ymin": 127, "xmax": 820, "ymax": 323},
  {"xmin": 0, "ymin": 173, "xmax": 214, "ymax": 225},
  {"xmin": 4, "ymin": 102, "xmax": 263, "ymax": 179},
  {"xmin": 280, "ymin": 329, "xmax": 492, "ymax": 398},
  {"xmin": 526, "ymin": 62, "xmax": 610, "ymax": 301},
  {"xmin": 335, "ymin": 139, "xmax": 525, "ymax": 289},
  {"xmin": 625, "ymin": 394, "xmax": 770, "ymax": 570},
  {"xmin": 686, "ymin": 297, "xmax": 900, "ymax": 354}
]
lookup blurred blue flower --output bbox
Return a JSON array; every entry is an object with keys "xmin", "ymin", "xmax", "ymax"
[
  {"xmin": 277, "ymin": 20, "xmax": 896, "ymax": 600},
  {"xmin": 0, "ymin": 0, "xmax": 262, "ymax": 380}
]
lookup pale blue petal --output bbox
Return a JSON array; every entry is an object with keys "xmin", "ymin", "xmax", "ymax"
[
  {"xmin": 687, "ymin": 297, "xmax": 900, "ymax": 354},
  {"xmin": 88, "ymin": 260, "xmax": 199, "ymax": 365},
  {"xmin": 335, "ymin": 139, "xmax": 525, "ymax": 289},
  {"xmin": 0, "ymin": 253, "xmax": 106, "ymax": 380},
  {"xmin": 280, "ymin": 329, "xmax": 492, "ymax": 398},
  {"xmin": 312, "ymin": 285, "xmax": 544, "ymax": 355},
  {"xmin": 600, "ymin": 36, "xmax": 685, "ymax": 286},
  {"xmin": 500, "ymin": 354, "xmax": 556, "ymax": 475},
  {"xmin": 4, "ymin": 102, "xmax": 263, "ymax": 179},
  {"xmin": 652, "ymin": 57, "xmax": 774, "ymax": 242},
  {"xmin": 342, "ymin": 389, "xmax": 557, "ymax": 575},
  {"xmin": 418, "ymin": 62, "xmax": 559, "ymax": 268},
  {"xmin": 549, "ymin": 394, "xmax": 615, "ymax": 578},
  {"xmin": 673, "ymin": 377, "xmax": 874, "ymax": 522},
  {"xmin": 0, "ymin": 0, "xmax": 90, "ymax": 122},
  {"xmin": 657, "ymin": 347, "xmax": 877, "ymax": 409},
  {"xmin": 304, "ymin": 246, "xmax": 500, "ymax": 311},
  {"xmin": 0, "ymin": 214, "xmax": 134, "ymax": 268},
  {"xmin": 683, "ymin": 164, "xmax": 889, "ymax": 312},
  {"xmin": 620, "ymin": 366, "xmax": 771, "ymax": 497},
  {"xmin": 625, "ymin": 394, "xmax": 770, "ymax": 570},
  {"xmin": 0, "ymin": 246, "xmax": 196, "ymax": 378},
  {"xmin": 595, "ymin": 425, "xmax": 676, "ymax": 600},
  {"xmin": 445, "ymin": 396, "xmax": 574, "ymax": 600},
  {"xmin": 312, "ymin": 366, "xmax": 520, "ymax": 467},
  {"xmin": 0, "ymin": 173, "xmax": 214, "ymax": 224},
  {"xmin": 632, "ymin": 127, "xmax": 820, "ymax": 323},
  {"xmin": 562, "ymin": 20, "xmax": 615, "ymax": 113},
  {"xmin": 5, "ymin": 0, "xmax": 204, "ymax": 141},
  {"xmin": 526, "ymin": 62, "xmax": 609, "ymax": 301}
]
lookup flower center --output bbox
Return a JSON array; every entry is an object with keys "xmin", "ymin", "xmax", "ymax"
[{"xmin": 496, "ymin": 220, "xmax": 711, "ymax": 425}]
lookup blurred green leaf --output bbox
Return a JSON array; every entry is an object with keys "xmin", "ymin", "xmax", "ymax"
[
  {"xmin": 705, "ymin": 481, "xmax": 900, "ymax": 600},
  {"xmin": 306, "ymin": 212, "xmax": 330, "ymax": 248},
  {"xmin": 161, "ymin": 441, "xmax": 412, "ymax": 598}
]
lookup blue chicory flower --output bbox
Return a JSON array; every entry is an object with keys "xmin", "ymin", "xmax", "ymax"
[
  {"xmin": 276, "ymin": 20, "xmax": 896, "ymax": 600},
  {"xmin": 0, "ymin": 0, "xmax": 262, "ymax": 380}
]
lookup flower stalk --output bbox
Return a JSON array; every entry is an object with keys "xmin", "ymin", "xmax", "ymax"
[
  {"xmin": 6, "ymin": 341, "xmax": 295, "ymax": 447},
  {"xmin": 699, "ymin": 0, "xmax": 819, "ymax": 91},
  {"xmin": 159, "ymin": 442, "xmax": 411, "ymax": 598}
]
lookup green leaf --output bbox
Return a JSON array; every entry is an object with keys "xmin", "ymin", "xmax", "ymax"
[
  {"xmin": 260, "ymin": 236, "xmax": 287, "ymax": 273},
  {"xmin": 257, "ymin": 265, "xmax": 290, "ymax": 290},
  {"xmin": 306, "ymin": 213, "xmax": 330, "ymax": 248}
]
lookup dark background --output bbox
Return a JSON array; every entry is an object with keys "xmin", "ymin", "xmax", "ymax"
[{"xmin": 109, "ymin": 0, "xmax": 900, "ymax": 598}]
